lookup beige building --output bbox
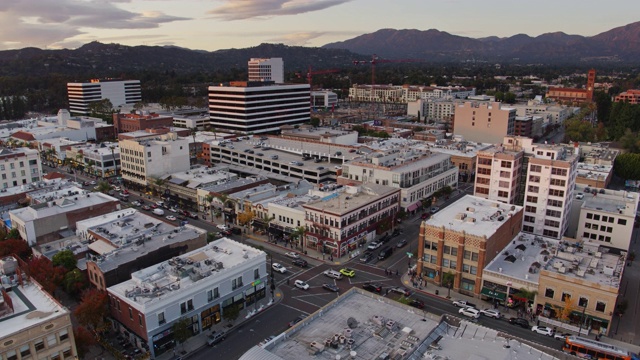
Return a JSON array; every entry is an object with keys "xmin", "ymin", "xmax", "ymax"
[
  {"xmin": 474, "ymin": 146, "xmax": 524, "ymax": 204},
  {"xmin": 453, "ymin": 102, "xmax": 516, "ymax": 144},
  {"xmin": 0, "ymin": 257, "xmax": 77, "ymax": 360},
  {"xmin": 417, "ymin": 195, "xmax": 523, "ymax": 297}
]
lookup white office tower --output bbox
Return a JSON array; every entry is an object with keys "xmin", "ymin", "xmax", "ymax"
[
  {"xmin": 67, "ymin": 79, "xmax": 141, "ymax": 114},
  {"xmin": 248, "ymin": 58, "xmax": 284, "ymax": 84}
]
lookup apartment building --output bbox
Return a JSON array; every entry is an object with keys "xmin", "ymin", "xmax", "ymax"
[
  {"xmin": 0, "ymin": 147, "xmax": 42, "ymax": 188},
  {"xmin": 474, "ymin": 146, "xmax": 524, "ymax": 204},
  {"xmin": 9, "ymin": 183, "xmax": 121, "ymax": 246},
  {"xmin": 311, "ymin": 91, "xmax": 338, "ymax": 109},
  {"xmin": 67, "ymin": 79, "xmax": 141, "ymax": 115},
  {"xmin": 208, "ymin": 82, "xmax": 310, "ymax": 134},
  {"xmin": 614, "ymin": 89, "xmax": 640, "ymax": 104},
  {"xmin": 512, "ymin": 101, "xmax": 574, "ymax": 125},
  {"xmin": 118, "ymin": 132, "xmax": 190, "ymax": 186},
  {"xmin": 107, "ymin": 239, "xmax": 268, "ymax": 358},
  {"xmin": 303, "ymin": 184, "xmax": 400, "ymax": 258},
  {"xmin": 453, "ymin": 102, "xmax": 516, "ymax": 144},
  {"xmin": 112, "ymin": 112, "xmax": 174, "ymax": 135},
  {"xmin": 65, "ymin": 141, "xmax": 120, "ymax": 177},
  {"xmin": 407, "ymin": 98, "xmax": 458, "ymax": 122},
  {"xmin": 0, "ymin": 257, "xmax": 78, "ymax": 360},
  {"xmin": 424, "ymin": 139, "xmax": 492, "ymax": 180},
  {"xmin": 339, "ymin": 148, "xmax": 458, "ymax": 211},
  {"xmin": 248, "ymin": 58, "xmax": 284, "ymax": 84},
  {"xmin": 349, "ymin": 85, "xmax": 475, "ymax": 103},
  {"xmin": 79, "ymin": 209, "xmax": 207, "ymax": 290},
  {"xmin": 417, "ymin": 195, "xmax": 524, "ymax": 296}
]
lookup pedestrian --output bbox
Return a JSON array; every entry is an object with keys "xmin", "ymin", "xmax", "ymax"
[
  {"xmin": 396, "ymin": 269, "xmax": 399, "ymax": 276},
  {"xmin": 287, "ymin": 278, "xmax": 290, "ymax": 285}
]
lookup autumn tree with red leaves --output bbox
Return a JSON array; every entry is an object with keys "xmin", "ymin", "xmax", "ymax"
[
  {"xmin": 0, "ymin": 239, "xmax": 31, "ymax": 259},
  {"xmin": 74, "ymin": 289, "xmax": 109, "ymax": 332},
  {"xmin": 73, "ymin": 326, "xmax": 96, "ymax": 358},
  {"xmin": 27, "ymin": 256, "xmax": 65, "ymax": 296}
]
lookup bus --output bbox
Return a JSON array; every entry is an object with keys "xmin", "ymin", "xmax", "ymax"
[{"xmin": 562, "ymin": 336, "xmax": 640, "ymax": 360}]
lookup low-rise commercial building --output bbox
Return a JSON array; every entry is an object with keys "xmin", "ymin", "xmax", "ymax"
[
  {"xmin": 0, "ymin": 147, "xmax": 42, "ymax": 188},
  {"xmin": 113, "ymin": 112, "xmax": 175, "ymax": 135},
  {"xmin": 575, "ymin": 163, "xmax": 613, "ymax": 189},
  {"xmin": 65, "ymin": 141, "xmax": 120, "ymax": 177}
]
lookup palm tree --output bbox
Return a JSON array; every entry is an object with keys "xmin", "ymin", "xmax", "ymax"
[
  {"xmin": 152, "ymin": 177, "xmax": 167, "ymax": 197},
  {"xmin": 75, "ymin": 153, "xmax": 84, "ymax": 171},
  {"xmin": 204, "ymin": 194, "xmax": 214, "ymax": 218},
  {"xmin": 97, "ymin": 181, "xmax": 111, "ymax": 193},
  {"xmin": 291, "ymin": 226, "xmax": 306, "ymax": 252}
]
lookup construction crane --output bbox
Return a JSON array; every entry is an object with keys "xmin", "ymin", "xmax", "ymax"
[
  {"xmin": 353, "ymin": 54, "xmax": 421, "ymax": 90},
  {"xmin": 296, "ymin": 66, "xmax": 340, "ymax": 89}
]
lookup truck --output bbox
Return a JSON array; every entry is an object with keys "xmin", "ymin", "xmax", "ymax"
[
  {"xmin": 377, "ymin": 246, "xmax": 393, "ymax": 260},
  {"xmin": 452, "ymin": 300, "xmax": 476, "ymax": 308}
]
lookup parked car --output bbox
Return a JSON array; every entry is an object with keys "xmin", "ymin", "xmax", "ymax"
[
  {"xmin": 531, "ymin": 326, "xmax": 554, "ymax": 336},
  {"xmin": 272, "ymin": 263, "xmax": 287, "ymax": 274},
  {"xmin": 508, "ymin": 317, "xmax": 530, "ymax": 328},
  {"xmin": 396, "ymin": 239, "xmax": 408, "ymax": 248},
  {"xmin": 288, "ymin": 315, "xmax": 306, "ymax": 327},
  {"xmin": 339, "ymin": 268, "xmax": 355, "ymax": 277},
  {"xmin": 389, "ymin": 287, "xmax": 411, "ymax": 296},
  {"xmin": 166, "ymin": 215, "xmax": 176, "ymax": 221},
  {"xmin": 216, "ymin": 224, "xmax": 229, "ymax": 231},
  {"xmin": 430, "ymin": 206, "xmax": 440, "ymax": 214},
  {"xmin": 479, "ymin": 309, "xmax": 501, "ymax": 319},
  {"xmin": 231, "ymin": 227, "xmax": 242, "ymax": 235},
  {"xmin": 141, "ymin": 205, "xmax": 151, "ymax": 211},
  {"xmin": 360, "ymin": 252, "xmax": 374, "ymax": 263},
  {"xmin": 284, "ymin": 252, "xmax": 300, "ymax": 259},
  {"xmin": 367, "ymin": 241, "xmax": 382, "ymax": 250},
  {"xmin": 377, "ymin": 246, "xmax": 393, "ymax": 260},
  {"xmin": 294, "ymin": 280, "xmax": 309, "ymax": 290},
  {"xmin": 458, "ymin": 307, "xmax": 480, "ymax": 319},
  {"xmin": 169, "ymin": 207, "xmax": 179, "ymax": 213},
  {"xmin": 292, "ymin": 259, "xmax": 308, "ymax": 267},
  {"xmin": 409, "ymin": 299, "xmax": 426, "ymax": 309},
  {"xmin": 131, "ymin": 200, "xmax": 141, "ymax": 207},
  {"xmin": 362, "ymin": 283, "xmax": 382, "ymax": 293},
  {"xmin": 452, "ymin": 300, "xmax": 476, "ymax": 308},
  {"xmin": 554, "ymin": 332, "xmax": 572, "ymax": 340},
  {"xmin": 207, "ymin": 331, "xmax": 226, "ymax": 346},
  {"xmin": 322, "ymin": 283, "xmax": 339, "ymax": 292},
  {"xmin": 421, "ymin": 213, "xmax": 430, "ymax": 220}
]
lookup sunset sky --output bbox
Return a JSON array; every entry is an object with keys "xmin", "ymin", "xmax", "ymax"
[{"xmin": 1, "ymin": 0, "xmax": 638, "ymax": 51}]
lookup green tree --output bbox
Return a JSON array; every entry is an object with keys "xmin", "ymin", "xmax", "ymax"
[
  {"xmin": 594, "ymin": 91, "xmax": 612, "ymax": 125},
  {"xmin": 291, "ymin": 226, "xmax": 306, "ymax": 249},
  {"xmin": 513, "ymin": 288, "xmax": 537, "ymax": 302},
  {"xmin": 171, "ymin": 317, "xmax": 191, "ymax": 349},
  {"xmin": 619, "ymin": 130, "xmax": 640, "ymax": 153},
  {"xmin": 614, "ymin": 153, "xmax": 640, "ymax": 180},
  {"xmin": 563, "ymin": 118, "xmax": 595, "ymax": 143},
  {"xmin": 97, "ymin": 181, "xmax": 111, "ymax": 193},
  {"xmin": 223, "ymin": 304, "xmax": 240, "ymax": 324},
  {"xmin": 63, "ymin": 269, "xmax": 87, "ymax": 296},
  {"xmin": 52, "ymin": 250, "xmax": 77, "ymax": 271},
  {"xmin": 7, "ymin": 228, "xmax": 20, "ymax": 240}
]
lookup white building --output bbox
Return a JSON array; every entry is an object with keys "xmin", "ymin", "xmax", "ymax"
[
  {"xmin": 67, "ymin": 79, "xmax": 141, "ymax": 114},
  {"xmin": 118, "ymin": 132, "xmax": 190, "ymax": 186},
  {"xmin": 0, "ymin": 147, "xmax": 42, "ymax": 188},
  {"xmin": 349, "ymin": 84, "xmax": 474, "ymax": 103},
  {"xmin": 248, "ymin": 58, "xmax": 284, "ymax": 84},
  {"xmin": 474, "ymin": 145, "xmax": 524, "ymax": 204},
  {"xmin": 107, "ymin": 239, "xmax": 269, "ymax": 359},
  {"xmin": 66, "ymin": 141, "xmax": 120, "ymax": 177},
  {"xmin": 208, "ymin": 82, "xmax": 311, "ymax": 134},
  {"xmin": 172, "ymin": 114, "xmax": 210, "ymax": 130},
  {"xmin": 311, "ymin": 91, "xmax": 338, "ymax": 109}
]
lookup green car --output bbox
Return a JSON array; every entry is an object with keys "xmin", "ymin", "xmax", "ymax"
[{"xmin": 339, "ymin": 268, "xmax": 355, "ymax": 277}]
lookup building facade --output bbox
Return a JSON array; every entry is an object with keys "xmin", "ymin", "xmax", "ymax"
[
  {"xmin": 248, "ymin": 58, "xmax": 284, "ymax": 84},
  {"xmin": 113, "ymin": 112, "xmax": 175, "ymax": 135},
  {"xmin": 453, "ymin": 102, "xmax": 516, "ymax": 144},
  {"xmin": 66, "ymin": 142, "xmax": 120, "ymax": 177},
  {"xmin": 614, "ymin": 89, "xmax": 640, "ymax": 104},
  {"xmin": 208, "ymin": 82, "xmax": 311, "ymax": 134},
  {"xmin": 67, "ymin": 79, "xmax": 141, "ymax": 115},
  {"xmin": 474, "ymin": 147, "xmax": 524, "ymax": 204},
  {"xmin": 0, "ymin": 148, "xmax": 42, "ymax": 189}
]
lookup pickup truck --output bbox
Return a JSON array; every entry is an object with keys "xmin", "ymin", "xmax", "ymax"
[{"xmin": 452, "ymin": 300, "xmax": 476, "ymax": 308}]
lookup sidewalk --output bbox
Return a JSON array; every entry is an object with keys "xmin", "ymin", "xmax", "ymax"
[{"xmin": 156, "ymin": 288, "xmax": 284, "ymax": 360}]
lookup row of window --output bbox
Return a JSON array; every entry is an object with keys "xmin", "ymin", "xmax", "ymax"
[
  {"xmin": 2, "ymin": 330, "xmax": 71, "ymax": 360},
  {"xmin": 586, "ymin": 213, "xmax": 627, "ymax": 225},
  {"xmin": 544, "ymin": 288, "xmax": 606, "ymax": 312},
  {"xmin": 582, "ymin": 232, "xmax": 612, "ymax": 243},
  {"xmin": 0, "ymin": 168, "xmax": 36, "ymax": 179},
  {"xmin": 584, "ymin": 223, "xmax": 613, "ymax": 233}
]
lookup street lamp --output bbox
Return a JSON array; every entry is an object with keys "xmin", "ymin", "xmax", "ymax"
[
  {"xmin": 269, "ymin": 254, "xmax": 275, "ymax": 299},
  {"xmin": 578, "ymin": 304, "xmax": 587, "ymax": 335},
  {"xmin": 109, "ymin": 145, "xmax": 118, "ymax": 178}
]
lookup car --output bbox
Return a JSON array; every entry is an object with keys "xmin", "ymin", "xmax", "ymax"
[
  {"xmin": 272, "ymin": 263, "xmax": 287, "ymax": 274},
  {"xmin": 256, "ymin": 153, "xmax": 263, "ymax": 157},
  {"xmin": 409, "ymin": 299, "xmax": 426, "ymax": 309},
  {"xmin": 339, "ymin": 268, "xmax": 355, "ymax": 277},
  {"xmin": 323, "ymin": 270, "xmax": 343, "ymax": 280},
  {"xmin": 141, "ymin": 205, "xmax": 151, "ymax": 211},
  {"xmin": 294, "ymin": 280, "xmax": 309, "ymax": 290},
  {"xmin": 316, "ymin": 166, "xmax": 325, "ymax": 170},
  {"xmin": 349, "ymin": 149, "xmax": 356, "ymax": 153},
  {"xmin": 120, "ymin": 196, "xmax": 129, "ymax": 202},
  {"xmin": 155, "ymin": 201, "xmax": 164, "ymax": 207},
  {"xmin": 292, "ymin": 259, "xmax": 308, "ymax": 267},
  {"xmin": 531, "ymin": 326, "xmax": 554, "ymax": 336},
  {"xmin": 131, "ymin": 200, "xmax": 141, "ymax": 207},
  {"xmin": 458, "ymin": 307, "xmax": 480, "ymax": 319},
  {"xmin": 396, "ymin": 239, "xmax": 408, "ymax": 248},
  {"xmin": 334, "ymin": 166, "xmax": 342, "ymax": 170},
  {"xmin": 206, "ymin": 331, "xmax": 226, "ymax": 346},
  {"xmin": 421, "ymin": 213, "xmax": 430, "ymax": 220},
  {"xmin": 216, "ymin": 224, "xmax": 229, "ymax": 231},
  {"xmin": 89, "ymin": 180, "xmax": 97, "ymax": 185},
  {"xmin": 258, "ymin": 336, "xmax": 276, "ymax": 348},
  {"xmin": 359, "ymin": 252, "xmax": 374, "ymax": 263},
  {"xmin": 231, "ymin": 227, "xmax": 242, "ymax": 235},
  {"xmin": 284, "ymin": 252, "xmax": 300, "ymax": 259},
  {"xmin": 322, "ymin": 283, "xmax": 339, "ymax": 292},
  {"xmin": 430, "ymin": 206, "xmax": 440, "ymax": 214},
  {"xmin": 166, "ymin": 215, "xmax": 176, "ymax": 221},
  {"xmin": 288, "ymin": 315, "xmax": 306, "ymax": 328},
  {"xmin": 112, "ymin": 186, "xmax": 120, "ymax": 191},
  {"xmin": 553, "ymin": 332, "xmax": 572, "ymax": 340},
  {"xmin": 508, "ymin": 317, "xmax": 530, "ymax": 328},
  {"xmin": 289, "ymin": 161, "xmax": 297, "ymax": 165},
  {"xmin": 452, "ymin": 300, "xmax": 476, "ymax": 308},
  {"xmin": 169, "ymin": 207, "xmax": 179, "ymax": 213},
  {"xmin": 379, "ymin": 234, "xmax": 391, "ymax": 244},
  {"xmin": 362, "ymin": 283, "xmax": 382, "ymax": 293},
  {"xmin": 479, "ymin": 309, "xmax": 501, "ymax": 319},
  {"xmin": 367, "ymin": 241, "xmax": 382, "ymax": 250},
  {"xmin": 389, "ymin": 287, "xmax": 411, "ymax": 296}
]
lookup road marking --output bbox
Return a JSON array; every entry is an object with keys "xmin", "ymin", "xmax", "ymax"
[{"xmin": 279, "ymin": 303, "xmax": 308, "ymax": 314}]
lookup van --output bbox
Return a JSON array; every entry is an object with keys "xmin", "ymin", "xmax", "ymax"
[
  {"xmin": 153, "ymin": 208, "xmax": 165, "ymax": 216},
  {"xmin": 323, "ymin": 269, "xmax": 343, "ymax": 280},
  {"xmin": 378, "ymin": 246, "xmax": 393, "ymax": 260}
]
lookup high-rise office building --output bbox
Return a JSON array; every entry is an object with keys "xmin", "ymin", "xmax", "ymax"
[
  {"xmin": 248, "ymin": 58, "xmax": 284, "ymax": 84},
  {"xmin": 67, "ymin": 79, "xmax": 141, "ymax": 114}
]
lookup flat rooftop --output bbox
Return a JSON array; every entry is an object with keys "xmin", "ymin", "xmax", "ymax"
[
  {"xmin": 426, "ymin": 195, "xmax": 523, "ymax": 238},
  {"xmin": 485, "ymin": 232, "xmax": 560, "ymax": 285},
  {"xmin": 108, "ymin": 238, "xmax": 264, "ymax": 308},
  {"xmin": 164, "ymin": 166, "xmax": 237, "ymax": 189},
  {"xmin": 0, "ymin": 258, "xmax": 69, "ymax": 339},
  {"xmin": 249, "ymin": 289, "xmax": 559, "ymax": 360},
  {"xmin": 11, "ymin": 187, "xmax": 117, "ymax": 222},
  {"xmin": 423, "ymin": 139, "xmax": 493, "ymax": 158},
  {"xmin": 576, "ymin": 184, "xmax": 638, "ymax": 216},
  {"xmin": 199, "ymin": 175, "xmax": 268, "ymax": 193},
  {"xmin": 77, "ymin": 209, "xmax": 206, "ymax": 272},
  {"xmin": 303, "ymin": 184, "xmax": 398, "ymax": 215}
]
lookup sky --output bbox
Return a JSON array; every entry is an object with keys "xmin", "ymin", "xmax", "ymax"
[{"xmin": 0, "ymin": 0, "xmax": 638, "ymax": 51}]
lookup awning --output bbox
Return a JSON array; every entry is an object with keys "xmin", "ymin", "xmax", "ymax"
[
  {"xmin": 406, "ymin": 201, "xmax": 421, "ymax": 212},
  {"xmin": 88, "ymin": 240, "xmax": 117, "ymax": 255},
  {"xmin": 570, "ymin": 311, "xmax": 610, "ymax": 325},
  {"xmin": 481, "ymin": 287, "xmax": 507, "ymax": 301}
]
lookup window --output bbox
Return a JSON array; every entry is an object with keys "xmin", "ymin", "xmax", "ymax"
[
  {"xmin": 618, "ymin": 219, "xmax": 627, "ymax": 225},
  {"xmin": 63, "ymin": 348, "xmax": 73, "ymax": 358},
  {"xmin": 187, "ymin": 299, "xmax": 193, "ymax": 311},
  {"xmin": 578, "ymin": 297, "xmax": 588, "ymax": 307},
  {"xmin": 551, "ymin": 167, "xmax": 567, "ymax": 176},
  {"xmin": 587, "ymin": 213, "xmax": 593, "ymax": 219},
  {"xmin": 254, "ymin": 269, "xmax": 259, "ymax": 280},
  {"xmin": 158, "ymin": 312, "xmax": 166, "ymax": 325},
  {"xmin": 35, "ymin": 340, "xmax": 45, "ymax": 351},
  {"xmin": 546, "ymin": 209, "xmax": 561, "ymax": 218},
  {"xmin": 545, "ymin": 288, "xmax": 555, "ymax": 298},
  {"xmin": 498, "ymin": 180, "xmax": 509, "ymax": 188},
  {"xmin": 547, "ymin": 199, "xmax": 563, "ymax": 207},
  {"xmin": 595, "ymin": 301, "xmax": 606, "ymax": 312},
  {"xmin": 20, "ymin": 344, "xmax": 30, "ymax": 357},
  {"xmin": 543, "ymin": 229, "xmax": 559, "ymax": 238},
  {"xmin": 47, "ymin": 334, "xmax": 57, "ymax": 346},
  {"xmin": 528, "ymin": 186, "xmax": 539, "ymax": 193},
  {"xmin": 499, "ymin": 171, "xmax": 510, "ymax": 178},
  {"xmin": 524, "ymin": 215, "xmax": 535, "ymax": 223},
  {"xmin": 501, "ymin": 161, "xmax": 512, "ymax": 168},
  {"xmin": 528, "ymin": 175, "xmax": 540, "ymax": 183},
  {"xmin": 498, "ymin": 190, "xmax": 508, "ymax": 198},
  {"xmin": 525, "ymin": 205, "xmax": 537, "ymax": 213},
  {"xmin": 6, "ymin": 350, "xmax": 16, "ymax": 360},
  {"xmin": 526, "ymin": 196, "xmax": 538, "ymax": 203},
  {"xmin": 530, "ymin": 165, "xmax": 541, "ymax": 172},
  {"xmin": 181, "ymin": 302, "xmax": 187, "ymax": 314},
  {"xmin": 550, "ymin": 178, "xmax": 566, "ymax": 186},
  {"xmin": 548, "ymin": 189, "xmax": 565, "ymax": 197},
  {"xmin": 128, "ymin": 307, "xmax": 133, "ymax": 320},
  {"xmin": 561, "ymin": 292, "xmax": 571, "ymax": 301},
  {"xmin": 59, "ymin": 329, "xmax": 69, "ymax": 341},
  {"xmin": 544, "ymin": 219, "xmax": 560, "ymax": 228},
  {"xmin": 51, "ymin": 354, "xmax": 61, "ymax": 360}
]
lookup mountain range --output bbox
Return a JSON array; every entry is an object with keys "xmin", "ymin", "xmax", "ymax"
[
  {"xmin": 322, "ymin": 21, "xmax": 640, "ymax": 63},
  {"xmin": 0, "ymin": 21, "xmax": 639, "ymax": 79}
]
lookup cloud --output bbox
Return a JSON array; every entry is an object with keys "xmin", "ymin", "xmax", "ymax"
[
  {"xmin": 208, "ymin": 0, "xmax": 352, "ymax": 21},
  {"xmin": 0, "ymin": 0, "xmax": 190, "ymax": 49}
]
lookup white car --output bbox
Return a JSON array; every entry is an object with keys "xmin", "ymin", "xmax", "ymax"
[
  {"xmin": 367, "ymin": 241, "xmax": 382, "ymax": 250},
  {"xmin": 166, "ymin": 215, "xmax": 177, "ymax": 221},
  {"xmin": 216, "ymin": 224, "xmax": 229, "ymax": 231},
  {"xmin": 479, "ymin": 309, "xmax": 501, "ymax": 319},
  {"xmin": 169, "ymin": 207, "xmax": 179, "ymax": 213},
  {"xmin": 531, "ymin": 326, "xmax": 554, "ymax": 336},
  {"xmin": 284, "ymin": 252, "xmax": 300, "ymax": 259},
  {"xmin": 458, "ymin": 307, "xmax": 480, "ymax": 319},
  {"xmin": 294, "ymin": 280, "xmax": 309, "ymax": 290},
  {"xmin": 272, "ymin": 263, "xmax": 287, "ymax": 274}
]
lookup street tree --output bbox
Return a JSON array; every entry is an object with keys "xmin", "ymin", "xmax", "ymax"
[
  {"xmin": 63, "ymin": 269, "xmax": 87, "ymax": 296},
  {"xmin": 73, "ymin": 289, "xmax": 109, "ymax": 331},
  {"xmin": 171, "ymin": 318, "xmax": 191, "ymax": 350},
  {"xmin": 223, "ymin": 304, "xmax": 240, "ymax": 324},
  {"xmin": 52, "ymin": 250, "xmax": 77, "ymax": 271},
  {"xmin": 0, "ymin": 238, "xmax": 31, "ymax": 259},
  {"xmin": 28, "ymin": 256, "xmax": 65, "ymax": 296}
]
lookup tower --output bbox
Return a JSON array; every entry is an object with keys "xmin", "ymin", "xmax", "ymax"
[{"xmin": 586, "ymin": 69, "xmax": 596, "ymax": 101}]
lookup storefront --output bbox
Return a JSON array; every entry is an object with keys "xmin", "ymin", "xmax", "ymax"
[
  {"xmin": 200, "ymin": 305, "xmax": 221, "ymax": 331},
  {"xmin": 480, "ymin": 287, "xmax": 507, "ymax": 302}
]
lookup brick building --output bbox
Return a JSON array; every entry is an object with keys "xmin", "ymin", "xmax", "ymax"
[{"xmin": 113, "ymin": 113, "xmax": 175, "ymax": 135}]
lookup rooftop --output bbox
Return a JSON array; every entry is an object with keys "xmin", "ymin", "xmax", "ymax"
[
  {"xmin": 69, "ymin": 141, "xmax": 119, "ymax": 156},
  {"xmin": 0, "ymin": 257, "xmax": 69, "ymax": 339},
  {"xmin": 426, "ymin": 195, "xmax": 523, "ymax": 238},
  {"xmin": 421, "ymin": 139, "xmax": 493, "ymax": 158},
  {"xmin": 200, "ymin": 176, "xmax": 268, "ymax": 194},
  {"xmin": 164, "ymin": 166, "xmax": 238, "ymax": 189},
  {"xmin": 303, "ymin": 184, "xmax": 398, "ymax": 215},
  {"xmin": 108, "ymin": 238, "xmax": 264, "ymax": 309},
  {"xmin": 575, "ymin": 184, "xmax": 638, "ymax": 217},
  {"xmin": 76, "ymin": 209, "xmax": 206, "ymax": 273}
]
